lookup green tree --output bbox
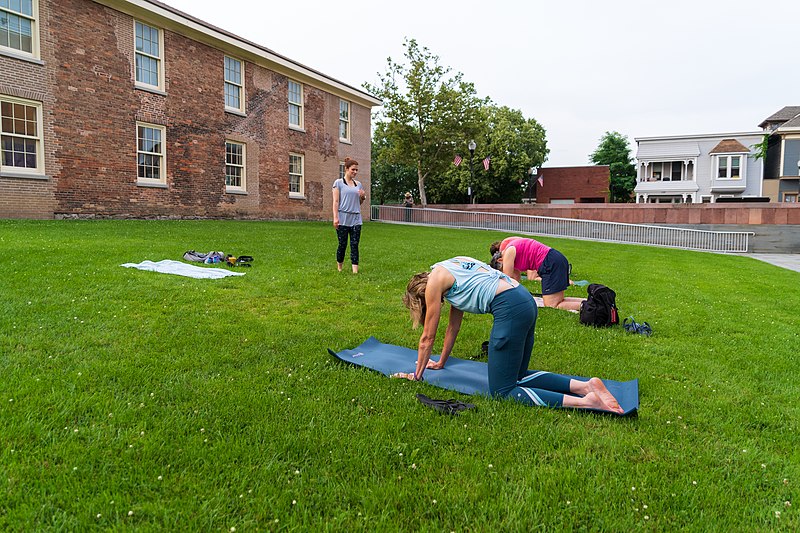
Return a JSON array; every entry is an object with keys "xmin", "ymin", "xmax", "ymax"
[
  {"xmin": 430, "ymin": 106, "xmax": 548, "ymax": 203},
  {"xmin": 364, "ymin": 39, "xmax": 487, "ymax": 206},
  {"xmin": 589, "ymin": 131, "xmax": 636, "ymax": 203},
  {"xmin": 370, "ymin": 122, "xmax": 417, "ymax": 205}
]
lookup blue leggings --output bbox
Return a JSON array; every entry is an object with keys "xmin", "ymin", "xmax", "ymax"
[{"xmin": 488, "ymin": 285, "xmax": 574, "ymax": 407}]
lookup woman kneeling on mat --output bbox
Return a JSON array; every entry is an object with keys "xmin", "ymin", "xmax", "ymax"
[
  {"xmin": 398, "ymin": 257, "xmax": 623, "ymax": 413},
  {"xmin": 490, "ymin": 237, "xmax": 585, "ymax": 312}
]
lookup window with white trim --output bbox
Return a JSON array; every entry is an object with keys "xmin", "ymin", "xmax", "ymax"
[
  {"xmin": 1, "ymin": 95, "xmax": 43, "ymax": 175},
  {"xmin": 225, "ymin": 141, "xmax": 245, "ymax": 190},
  {"xmin": 289, "ymin": 153, "xmax": 304, "ymax": 197},
  {"xmin": 288, "ymin": 80, "xmax": 303, "ymax": 129},
  {"xmin": 716, "ymin": 155, "xmax": 742, "ymax": 179},
  {"xmin": 339, "ymin": 99, "xmax": 350, "ymax": 142},
  {"xmin": 339, "ymin": 161, "xmax": 345, "ymax": 181},
  {"xmin": 0, "ymin": 0, "xmax": 37, "ymax": 58},
  {"xmin": 134, "ymin": 21, "xmax": 164, "ymax": 90},
  {"xmin": 136, "ymin": 123, "xmax": 166, "ymax": 184},
  {"xmin": 224, "ymin": 56, "xmax": 244, "ymax": 113},
  {"xmin": 784, "ymin": 193, "xmax": 797, "ymax": 203}
]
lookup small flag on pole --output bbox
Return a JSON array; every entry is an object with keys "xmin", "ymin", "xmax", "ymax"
[
  {"xmin": 537, "ymin": 175, "xmax": 544, "ymax": 187},
  {"xmin": 453, "ymin": 155, "xmax": 463, "ymax": 167},
  {"xmin": 482, "ymin": 157, "xmax": 490, "ymax": 171}
]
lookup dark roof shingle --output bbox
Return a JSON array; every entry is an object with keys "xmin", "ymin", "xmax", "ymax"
[{"xmin": 709, "ymin": 139, "xmax": 750, "ymax": 154}]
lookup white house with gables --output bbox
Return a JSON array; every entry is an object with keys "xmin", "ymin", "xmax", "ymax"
[{"xmin": 634, "ymin": 132, "xmax": 764, "ymax": 203}]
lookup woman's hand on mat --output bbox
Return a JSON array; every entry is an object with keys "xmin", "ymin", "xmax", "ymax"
[
  {"xmin": 426, "ymin": 359, "xmax": 445, "ymax": 370},
  {"xmin": 391, "ymin": 372, "xmax": 418, "ymax": 381}
]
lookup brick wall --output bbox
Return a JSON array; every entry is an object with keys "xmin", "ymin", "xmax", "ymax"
[
  {"xmin": 0, "ymin": 0, "xmax": 58, "ymax": 219},
  {"xmin": 535, "ymin": 166, "xmax": 609, "ymax": 203},
  {"xmin": 425, "ymin": 203, "xmax": 800, "ymax": 225},
  {"xmin": 1, "ymin": 0, "xmax": 373, "ymax": 220}
]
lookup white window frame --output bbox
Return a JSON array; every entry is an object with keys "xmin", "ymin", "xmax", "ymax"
[
  {"xmin": 715, "ymin": 154, "xmax": 744, "ymax": 180},
  {"xmin": 784, "ymin": 193, "xmax": 798, "ymax": 203},
  {"xmin": 0, "ymin": 0, "xmax": 39, "ymax": 60},
  {"xmin": 339, "ymin": 99, "xmax": 351, "ymax": 142},
  {"xmin": 136, "ymin": 122, "xmax": 166, "ymax": 186},
  {"xmin": 0, "ymin": 95, "xmax": 44, "ymax": 177},
  {"xmin": 224, "ymin": 56, "xmax": 245, "ymax": 114},
  {"xmin": 225, "ymin": 140, "xmax": 246, "ymax": 192},
  {"xmin": 289, "ymin": 153, "xmax": 304, "ymax": 198},
  {"xmin": 339, "ymin": 161, "xmax": 345, "ymax": 181},
  {"xmin": 134, "ymin": 20, "xmax": 165, "ymax": 92},
  {"xmin": 288, "ymin": 80, "xmax": 304, "ymax": 130}
]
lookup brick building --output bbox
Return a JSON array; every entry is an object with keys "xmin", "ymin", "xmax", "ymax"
[
  {"xmin": 0, "ymin": 0, "xmax": 380, "ymax": 219},
  {"xmin": 530, "ymin": 166, "xmax": 609, "ymax": 204}
]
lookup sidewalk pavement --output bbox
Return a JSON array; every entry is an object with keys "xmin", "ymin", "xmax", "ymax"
[{"xmin": 742, "ymin": 254, "xmax": 800, "ymax": 273}]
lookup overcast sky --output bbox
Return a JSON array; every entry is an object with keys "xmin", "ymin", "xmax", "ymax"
[{"xmin": 161, "ymin": 0, "xmax": 799, "ymax": 167}]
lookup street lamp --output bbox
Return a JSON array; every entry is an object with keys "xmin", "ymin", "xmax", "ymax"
[
  {"xmin": 468, "ymin": 139, "xmax": 476, "ymax": 204},
  {"xmin": 527, "ymin": 166, "xmax": 537, "ymax": 203}
]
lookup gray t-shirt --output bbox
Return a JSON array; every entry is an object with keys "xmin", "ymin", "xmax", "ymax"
[{"xmin": 333, "ymin": 178, "xmax": 363, "ymax": 227}]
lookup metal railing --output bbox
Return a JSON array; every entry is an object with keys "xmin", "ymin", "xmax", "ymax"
[{"xmin": 370, "ymin": 205, "xmax": 754, "ymax": 253}]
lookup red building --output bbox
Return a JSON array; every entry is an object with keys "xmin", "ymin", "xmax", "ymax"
[
  {"xmin": 533, "ymin": 166, "xmax": 610, "ymax": 204},
  {"xmin": 0, "ymin": 0, "xmax": 380, "ymax": 219}
]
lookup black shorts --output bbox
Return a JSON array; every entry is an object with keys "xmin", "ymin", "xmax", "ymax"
[{"xmin": 538, "ymin": 249, "xmax": 570, "ymax": 295}]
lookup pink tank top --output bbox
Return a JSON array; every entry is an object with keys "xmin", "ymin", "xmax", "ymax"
[{"xmin": 501, "ymin": 237, "xmax": 550, "ymax": 271}]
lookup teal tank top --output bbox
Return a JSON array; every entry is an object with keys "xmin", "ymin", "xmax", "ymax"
[{"xmin": 431, "ymin": 257, "xmax": 513, "ymax": 314}]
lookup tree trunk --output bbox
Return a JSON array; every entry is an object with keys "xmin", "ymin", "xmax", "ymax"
[{"xmin": 418, "ymin": 166, "xmax": 427, "ymax": 207}]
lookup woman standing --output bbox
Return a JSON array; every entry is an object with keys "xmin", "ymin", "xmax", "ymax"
[
  {"xmin": 490, "ymin": 237, "xmax": 584, "ymax": 311},
  {"xmin": 399, "ymin": 256, "xmax": 623, "ymax": 413},
  {"xmin": 332, "ymin": 157, "xmax": 366, "ymax": 273}
]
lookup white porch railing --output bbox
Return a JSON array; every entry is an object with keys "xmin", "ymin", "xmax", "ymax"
[{"xmin": 370, "ymin": 206, "xmax": 754, "ymax": 253}]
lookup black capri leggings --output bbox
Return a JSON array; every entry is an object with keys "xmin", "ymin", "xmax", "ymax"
[{"xmin": 336, "ymin": 224, "xmax": 361, "ymax": 265}]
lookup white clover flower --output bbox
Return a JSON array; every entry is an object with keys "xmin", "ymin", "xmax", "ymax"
[
  {"xmin": 292, "ymin": 500, "xmax": 297, "ymax": 505},
  {"xmin": 488, "ymin": 464, "xmax": 493, "ymax": 469},
  {"xmin": 158, "ymin": 475, "xmax": 162, "ymax": 481},
  {"xmin": 96, "ymin": 514, "xmax": 101, "ymax": 518},
  {"xmin": 775, "ymin": 511, "xmax": 781, "ymax": 518},
  {"xmin": 128, "ymin": 511, "xmax": 133, "ymax": 516}
]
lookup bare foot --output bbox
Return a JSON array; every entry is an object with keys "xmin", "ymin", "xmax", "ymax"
[{"xmin": 588, "ymin": 377, "xmax": 623, "ymax": 414}]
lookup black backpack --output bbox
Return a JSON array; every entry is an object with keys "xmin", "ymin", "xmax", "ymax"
[{"xmin": 579, "ymin": 284, "xmax": 619, "ymax": 327}]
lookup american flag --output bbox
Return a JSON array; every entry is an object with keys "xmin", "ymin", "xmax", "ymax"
[
  {"xmin": 482, "ymin": 157, "xmax": 490, "ymax": 171},
  {"xmin": 537, "ymin": 175, "xmax": 544, "ymax": 187},
  {"xmin": 453, "ymin": 154, "xmax": 463, "ymax": 167}
]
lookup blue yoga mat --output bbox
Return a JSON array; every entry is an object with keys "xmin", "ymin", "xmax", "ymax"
[{"xmin": 329, "ymin": 337, "xmax": 639, "ymax": 416}]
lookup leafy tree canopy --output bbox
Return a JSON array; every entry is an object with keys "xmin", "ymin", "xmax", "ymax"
[
  {"xmin": 429, "ymin": 105, "xmax": 548, "ymax": 203},
  {"xmin": 589, "ymin": 131, "xmax": 636, "ymax": 203},
  {"xmin": 364, "ymin": 39, "xmax": 487, "ymax": 206}
]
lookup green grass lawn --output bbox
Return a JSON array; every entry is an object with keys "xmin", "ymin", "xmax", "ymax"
[{"xmin": 1, "ymin": 219, "xmax": 798, "ymax": 531}]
